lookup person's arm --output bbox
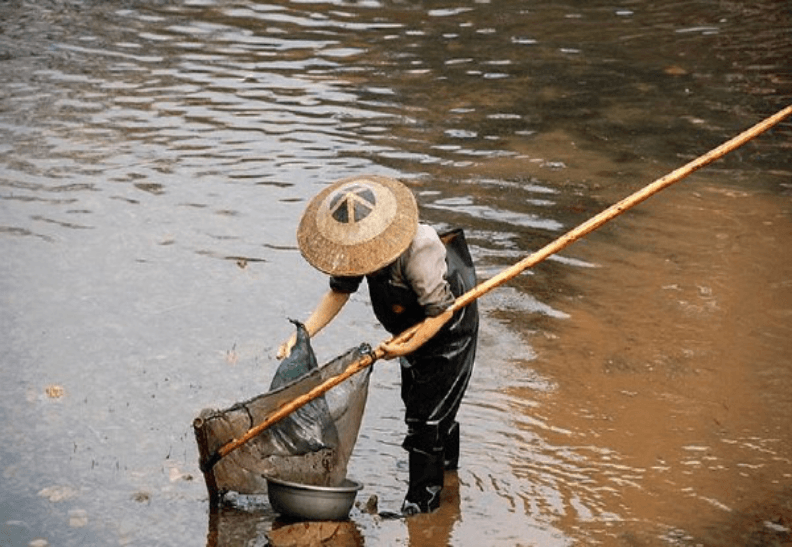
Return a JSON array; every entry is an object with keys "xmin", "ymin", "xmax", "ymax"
[
  {"xmin": 378, "ymin": 226, "xmax": 455, "ymax": 359},
  {"xmin": 378, "ymin": 307, "xmax": 453, "ymax": 359},
  {"xmin": 277, "ymin": 289, "xmax": 350, "ymax": 359}
]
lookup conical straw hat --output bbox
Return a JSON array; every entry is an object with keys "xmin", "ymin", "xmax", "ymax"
[{"xmin": 297, "ymin": 175, "xmax": 418, "ymax": 276}]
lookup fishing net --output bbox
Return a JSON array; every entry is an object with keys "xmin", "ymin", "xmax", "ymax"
[{"xmin": 194, "ymin": 321, "xmax": 372, "ymax": 500}]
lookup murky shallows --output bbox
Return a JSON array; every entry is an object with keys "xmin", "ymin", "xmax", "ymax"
[{"xmin": 0, "ymin": 0, "xmax": 789, "ymax": 546}]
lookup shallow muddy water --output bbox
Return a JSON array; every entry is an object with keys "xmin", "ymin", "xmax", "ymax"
[{"xmin": 0, "ymin": 0, "xmax": 790, "ymax": 546}]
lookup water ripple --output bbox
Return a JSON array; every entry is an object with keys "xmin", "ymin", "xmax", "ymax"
[{"xmin": 0, "ymin": 1, "xmax": 788, "ymax": 546}]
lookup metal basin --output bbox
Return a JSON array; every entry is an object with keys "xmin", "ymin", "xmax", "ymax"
[{"xmin": 266, "ymin": 477, "xmax": 363, "ymax": 521}]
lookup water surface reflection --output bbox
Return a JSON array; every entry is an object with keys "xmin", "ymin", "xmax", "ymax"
[{"xmin": 0, "ymin": 0, "xmax": 789, "ymax": 546}]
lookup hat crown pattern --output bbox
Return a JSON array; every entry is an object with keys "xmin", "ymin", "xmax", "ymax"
[
  {"xmin": 329, "ymin": 185, "xmax": 376, "ymax": 224},
  {"xmin": 316, "ymin": 180, "xmax": 398, "ymax": 246}
]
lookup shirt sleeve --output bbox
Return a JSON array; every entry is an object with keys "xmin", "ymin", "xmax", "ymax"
[
  {"xmin": 403, "ymin": 225, "xmax": 455, "ymax": 316},
  {"xmin": 330, "ymin": 275, "xmax": 363, "ymax": 294}
]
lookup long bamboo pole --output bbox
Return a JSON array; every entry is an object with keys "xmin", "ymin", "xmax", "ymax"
[
  {"xmin": 201, "ymin": 105, "xmax": 791, "ymax": 473},
  {"xmin": 450, "ymin": 104, "xmax": 792, "ymax": 311}
]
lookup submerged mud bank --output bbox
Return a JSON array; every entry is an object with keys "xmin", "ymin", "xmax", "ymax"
[{"xmin": 526, "ymin": 180, "xmax": 791, "ymax": 546}]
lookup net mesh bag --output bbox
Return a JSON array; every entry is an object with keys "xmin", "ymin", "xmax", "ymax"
[{"xmin": 194, "ymin": 321, "xmax": 372, "ymax": 499}]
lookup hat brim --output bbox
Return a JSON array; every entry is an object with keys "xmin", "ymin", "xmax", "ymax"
[{"xmin": 297, "ymin": 175, "xmax": 418, "ymax": 277}]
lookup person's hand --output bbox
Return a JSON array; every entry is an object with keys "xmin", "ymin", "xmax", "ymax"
[
  {"xmin": 275, "ymin": 290, "xmax": 350, "ymax": 360},
  {"xmin": 378, "ymin": 308, "xmax": 453, "ymax": 360},
  {"xmin": 276, "ymin": 333, "xmax": 297, "ymax": 360}
]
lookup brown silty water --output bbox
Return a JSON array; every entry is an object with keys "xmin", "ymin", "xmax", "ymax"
[
  {"xmin": 482, "ymin": 155, "xmax": 791, "ymax": 546},
  {"xmin": 0, "ymin": 0, "xmax": 789, "ymax": 546}
]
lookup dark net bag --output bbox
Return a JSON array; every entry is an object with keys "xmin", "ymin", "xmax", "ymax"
[{"xmin": 194, "ymin": 322, "xmax": 371, "ymax": 500}]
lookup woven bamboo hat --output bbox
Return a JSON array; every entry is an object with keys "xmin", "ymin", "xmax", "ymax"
[{"xmin": 297, "ymin": 175, "xmax": 418, "ymax": 276}]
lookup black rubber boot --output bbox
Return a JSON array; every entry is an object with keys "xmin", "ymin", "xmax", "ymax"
[
  {"xmin": 443, "ymin": 421, "xmax": 460, "ymax": 471},
  {"xmin": 401, "ymin": 450, "xmax": 444, "ymax": 515}
]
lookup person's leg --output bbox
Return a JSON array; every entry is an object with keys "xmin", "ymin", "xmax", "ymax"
[
  {"xmin": 442, "ymin": 420, "xmax": 460, "ymax": 471},
  {"xmin": 402, "ymin": 446, "xmax": 445, "ymax": 515},
  {"xmin": 399, "ymin": 343, "xmax": 473, "ymax": 514}
]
